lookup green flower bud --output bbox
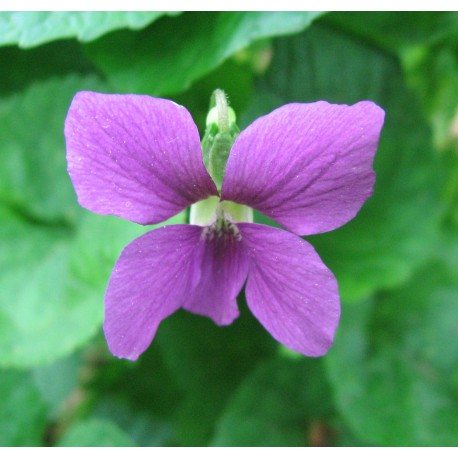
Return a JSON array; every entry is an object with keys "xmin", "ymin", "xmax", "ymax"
[{"xmin": 201, "ymin": 90, "xmax": 240, "ymax": 191}]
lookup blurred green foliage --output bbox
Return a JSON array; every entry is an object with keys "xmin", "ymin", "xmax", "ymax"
[{"xmin": 0, "ymin": 11, "xmax": 457, "ymax": 446}]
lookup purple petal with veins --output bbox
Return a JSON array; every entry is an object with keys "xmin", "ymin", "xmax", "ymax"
[
  {"xmin": 104, "ymin": 224, "xmax": 203, "ymax": 360},
  {"xmin": 65, "ymin": 92, "xmax": 217, "ymax": 226},
  {"xmin": 240, "ymin": 223, "xmax": 340, "ymax": 357},
  {"xmin": 222, "ymin": 101, "xmax": 384, "ymax": 236}
]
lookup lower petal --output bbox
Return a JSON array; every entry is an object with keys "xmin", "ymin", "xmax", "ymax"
[
  {"xmin": 104, "ymin": 224, "xmax": 203, "ymax": 360},
  {"xmin": 239, "ymin": 223, "xmax": 340, "ymax": 357},
  {"xmin": 183, "ymin": 226, "xmax": 249, "ymax": 326}
]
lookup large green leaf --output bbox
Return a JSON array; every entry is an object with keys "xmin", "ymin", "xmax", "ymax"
[
  {"xmin": 210, "ymin": 357, "xmax": 334, "ymax": 446},
  {"xmin": 85, "ymin": 11, "xmax": 323, "ymax": 96},
  {"xmin": 0, "ymin": 12, "xmax": 178, "ymax": 48},
  {"xmin": 0, "ymin": 369, "xmax": 48, "ymax": 445},
  {"xmin": 325, "ymin": 254, "xmax": 458, "ymax": 446},
  {"xmin": 247, "ymin": 25, "xmax": 444, "ymax": 301}
]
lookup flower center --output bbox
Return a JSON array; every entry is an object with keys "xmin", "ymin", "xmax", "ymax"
[{"xmin": 189, "ymin": 196, "xmax": 253, "ymax": 240}]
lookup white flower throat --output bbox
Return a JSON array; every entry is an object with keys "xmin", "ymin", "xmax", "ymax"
[{"xmin": 190, "ymin": 196, "xmax": 253, "ymax": 240}]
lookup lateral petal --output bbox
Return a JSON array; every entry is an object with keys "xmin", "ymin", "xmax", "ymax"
[
  {"xmin": 222, "ymin": 101, "xmax": 384, "ymax": 235},
  {"xmin": 104, "ymin": 224, "xmax": 203, "ymax": 360},
  {"xmin": 65, "ymin": 92, "xmax": 217, "ymax": 225},
  {"xmin": 240, "ymin": 223, "xmax": 340, "ymax": 357}
]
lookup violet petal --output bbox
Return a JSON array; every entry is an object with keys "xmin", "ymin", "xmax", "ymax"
[
  {"xmin": 65, "ymin": 92, "xmax": 217, "ymax": 225},
  {"xmin": 239, "ymin": 223, "xmax": 340, "ymax": 357},
  {"xmin": 104, "ymin": 224, "xmax": 203, "ymax": 360},
  {"xmin": 183, "ymin": 229, "xmax": 249, "ymax": 325},
  {"xmin": 222, "ymin": 101, "xmax": 385, "ymax": 236}
]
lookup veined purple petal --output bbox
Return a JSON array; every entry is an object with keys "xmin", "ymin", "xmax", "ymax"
[
  {"xmin": 222, "ymin": 101, "xmax": 385, "ymax": 236},
  {"xmin": 239, "ymin": 223, "xmax": 340, "ymax": 357},
  {"xmin": 183, "ymin": 226, "xmax": 249, "ymax": 326},
  {"xmin": 65, "ymin": 92, "xmax": 217, "ymax": 225},
  {"xmin": 104, "ymin": 224, "xmax": 203, "ymax": 360}
]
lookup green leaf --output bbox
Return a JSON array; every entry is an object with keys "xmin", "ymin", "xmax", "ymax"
[
  {"xmin": 0, "ymin": 12, "xmax": 178, "ymax": 48},
  {"xmin": 56, "ymin": 418, "xmax": 135, "ymax": 447},
  {"xmin": 0, "ymin": 369, "xmax": 48, "ymax": 446},
  {"xmin": 85, "ymin": 11, "xmax": 323, "ymax": 96},
  {"xmin": 325, "ymin": 256, "xmax": 458, "ymax": 446},
  {"xmin": 247, "ymin": 24, "xmax": 444, "ymax": 300},
  {"xmin": 0, "ymin": 74, "xmax": 108, "ymax": 223},
  {"xmin": 211, "ymin": 357, "xmax": 334, "ymax": 446}
]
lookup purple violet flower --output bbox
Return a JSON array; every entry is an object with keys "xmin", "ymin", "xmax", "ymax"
[{"xmin": 65, "ymin": 90, "xmax": 384, "ymax": 360}]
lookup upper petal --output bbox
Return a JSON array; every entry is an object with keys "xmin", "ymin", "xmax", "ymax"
[
  {"xmin": 239, "ymin": 223, "xmax": 340, "ymax": 357},
  {"xmin": 182, "ymin": 225, "xmax": 249, "ymax": 326},
  {"xmin": 222, "ymin": 101, "xmax": 385, "ymax": 236},
  {"xmin": 65, "ymin": 92, "xmax": 217, "ymax": 225},
  {"xmin": 104, "ymin": 224, "xmax": 203, "ymax": 360}
]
